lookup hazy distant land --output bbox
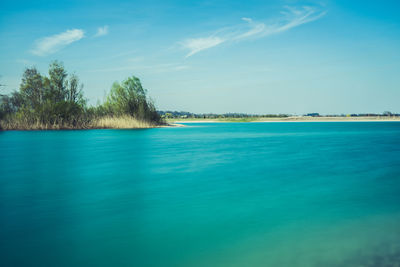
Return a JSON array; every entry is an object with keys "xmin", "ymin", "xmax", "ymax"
[{"xmin": 169, "ymin": 116, "xmax": 400, "ymax": 123}]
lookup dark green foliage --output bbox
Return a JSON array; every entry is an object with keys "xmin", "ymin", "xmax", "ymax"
[
  {"xmin": 0, "ymin": 62, "xmax": 162, "ymax": 129},
  {"xmin": 158, "ymin": 111, "xmax": 290, "ymax": 119},
  {"xmin": 0, "ymin": 61, "xmax": 87, "ymax": 128},
  {"xmin": 102, "ymin": 76, "xmax": 161, "ymax": 123},
  {"xmin": 20, "ymin": 67, "xmax": 44, "ymax": 109},
  {"xmin": 48, "ymin": 61, "xmax": 68, "ymax": 102}
]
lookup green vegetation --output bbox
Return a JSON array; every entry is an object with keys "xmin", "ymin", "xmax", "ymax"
[
  {"xmin": 160, "ymin": 110, "xmax": 400, "ymax": 123},
  {"xmin": 0, "ymin": 61, "xmax": 162, "ymax": 130},
  {"xmin": 102, "ymin": 76, "xmax": 159, "ymax": 122},
  {"xmin": 158, "ymin": 111, "xmax": 289, "ymax": 120}
]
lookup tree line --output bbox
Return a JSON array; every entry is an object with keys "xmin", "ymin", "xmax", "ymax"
[
  {"xmin": 158, "ymin": 111, "xmax": 289, "ymax": 119},
  {"xmin": 0, "ymin": 61, "xmax": 162, "ymax": 130}
]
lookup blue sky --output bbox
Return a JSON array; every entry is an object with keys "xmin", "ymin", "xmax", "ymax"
[{"xmin": 1, "ymin": 0, "xmax": 399, "ymax": 114}]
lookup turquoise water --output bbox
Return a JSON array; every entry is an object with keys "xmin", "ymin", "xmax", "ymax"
[{"xmin": 1, "ymin": 122, "xmax": 400, "ymax": 266}]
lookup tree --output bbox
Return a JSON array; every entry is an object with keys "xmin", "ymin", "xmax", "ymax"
[
  {"xmin": 67, "ymin": 73, "xmax": 84, "ymax": 104},
  {"xmin": 104, "ymin": 76, "xmax": 160, "ymax": 122},
  {"xmin": 48, "ymin": 61, "xmax": 68, "ymax": 102},
  {"xmin": 20, "ymin": 67, "xmax": 44, "ymax": 110}
]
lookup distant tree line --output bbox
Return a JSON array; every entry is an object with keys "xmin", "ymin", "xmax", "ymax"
[
  {"xmin": 158, "ymin": 111, "xmax": 290, "ymax": 119},
  {"xmin": 158, "ymin": 111, "xmax": 400, "ymax": 119},
  {"xmin": 0, "ymin": 61, "xmax": 161, "ymax": 130},
  {"xmin": 321, "ymin": 113, "xmax": 400, "ymax": 117}
]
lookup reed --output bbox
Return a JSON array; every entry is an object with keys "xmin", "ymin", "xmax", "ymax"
[
  {"xmin": 0, "ymin": 116, "xmax": 160, "ymax": 130},
  {"xmin": 0, "ymin": 118, "xmax": 83, "ymax": 130},
  {"xmin": 90, "ymin": 116, "xmax": 156, "ymax": 129}
]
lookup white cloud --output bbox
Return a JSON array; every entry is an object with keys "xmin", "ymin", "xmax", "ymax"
[
  {"xmin": 95, "ymin": 26, "xmax": 109, "ymax": 37},
  {"xmin": 241, "ymin": 17, "xmax": 253, "ymax": 23},
  {"xmin": 234, "ymin": 19, "xmax": 266, "ymax": 40},
  {"xmin": 181, "ymin": 36, "xmax": 225, "ymax": 58},
  {"xmin": 181, "ymin": 6, "xmax": 326, "ymax": 57},
  {"xmin": 273, "ymin": 6, "xmax": 327, "ymax": 34},
  {"xmin": 31, "ymin": 29, "xmax": 85, "ymax": 56}
]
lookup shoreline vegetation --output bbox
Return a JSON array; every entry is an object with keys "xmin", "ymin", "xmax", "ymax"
[
  {"xmin": 0, "ymin": 116, "xmax": 159, "ymax": 130},
  {"xmin": 0, "ymin": 61, "xmax": 163, "ymax": 130},
  {"xmin": 162, "ymin": 111, "xmax": 400, "ymax": 124}
]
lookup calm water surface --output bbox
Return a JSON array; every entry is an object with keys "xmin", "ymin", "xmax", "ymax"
[{"xmin": 1, "ymin": 122, "xmax": 400, "ymax": 266}]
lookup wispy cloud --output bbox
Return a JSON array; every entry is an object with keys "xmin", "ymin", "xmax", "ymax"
[
  {"xmin": 31, "ymin": 29, "xmax": 85, "ymax": 56},
  {"xmin": 181, "ymin": 6, "xmax": 326, "ymax": 57},
  {"xmin": 181, "ymin": 36, "xmax": 225, "ymax": 58},
  {"xmin": 95, "ymin": 26, "xmax": 109, "ymax": 37}
]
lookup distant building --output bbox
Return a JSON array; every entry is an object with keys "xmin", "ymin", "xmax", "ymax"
[{"xmin": 305, "ymin": 113, "xmax": 320, "ymax": 117}]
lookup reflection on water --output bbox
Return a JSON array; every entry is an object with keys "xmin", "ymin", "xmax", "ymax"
[{"xmin": 1, "ymin": 123, "xmax": 400, "ymax": 266}]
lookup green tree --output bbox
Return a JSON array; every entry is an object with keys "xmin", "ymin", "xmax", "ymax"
[
  {"xmin": 67, "ymin": 73, "xmax": 84, "ymax": 104},
  {"xmin": 48, "ymin": 60, "xmax": 68, "ymax": 102},
  {"xmin": 104, "ymin": 76, "xmax": 160, "ymax": 122},
  {"xmin": 20, "ymin": 67, "xmax": 44, "ymax": 110}
]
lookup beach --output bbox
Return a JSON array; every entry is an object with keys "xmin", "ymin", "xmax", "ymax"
[{"xmin": 171, "ymin": 116, "xmax": 400, "ymax": 123}]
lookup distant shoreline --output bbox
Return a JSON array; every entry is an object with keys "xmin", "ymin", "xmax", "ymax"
[{"xmin": 171, "ymin": 116, "xmax": 400, "ymax": 123}]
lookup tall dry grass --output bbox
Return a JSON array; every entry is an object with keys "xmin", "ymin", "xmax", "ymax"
[
  {"xmin": 0, "ymin": 118, "xmax": 75, "ymax": 130},
  {"xmin": 0, "ymin": 116, "xmax": 160, "ymax": 130},
  {"xmin": 90, "ymin": 116, "xmax": 156, "ymax": 129}
]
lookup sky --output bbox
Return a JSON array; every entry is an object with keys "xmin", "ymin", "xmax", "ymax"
[{"xmin": 1, "ymin": 0, "xmax": 399, "ymax": 114}]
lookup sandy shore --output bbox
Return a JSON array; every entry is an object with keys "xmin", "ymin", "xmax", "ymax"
[{"xmin": 172, "ymin": 116, "xmax": 400, "ymax": 123}]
